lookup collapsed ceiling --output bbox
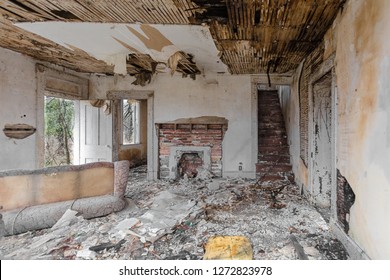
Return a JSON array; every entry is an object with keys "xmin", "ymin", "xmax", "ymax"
[{"xmin": 0, "ymin": 0, "xmax": 345, "ymax": 78}]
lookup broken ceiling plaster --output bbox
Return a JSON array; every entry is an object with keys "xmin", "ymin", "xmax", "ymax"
[{"xmin": 16, "ymin": 22, "xmax": 225, "ymax": 76}]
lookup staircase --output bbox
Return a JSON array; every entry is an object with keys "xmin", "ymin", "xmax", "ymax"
[{"xmin": 256, "ymin": 90, "xmax": 294, "ymax": 185}]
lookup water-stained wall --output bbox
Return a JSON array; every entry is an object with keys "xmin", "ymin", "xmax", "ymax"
[
  {"xmin": 334, "ymin": 0, "xmax": 390, "ymax": 259},
  {"xmin": 281, "ymin": 0, "xmax": 390, "ymax": 259}
]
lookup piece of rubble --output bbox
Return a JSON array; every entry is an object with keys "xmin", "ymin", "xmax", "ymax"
[
  {"xmin": 98, "ymin": 224, "xmax": 111, "ymax": 234},
  {"xmin": 113, "ymin": 218, "xmax": 140, "ymax": 232},
  {"xmin": 203, "ymin": 236, "xmax": 253, "ymax": 260},
  {"xmin": 0, "ymin": 214, "xmax": 6, "ymax": 237},
  {"xmin": 76, "ymin": 249, "xmax": 97, "ymax": 260},
  {"xmin": 207, "ymin": 180, "xmax": 221, "ymax": 192},
  {"xmin": 89, "ymin": 239, "xmax": 126, "ymax": 253},
  {"xmin": 81, "ymin": 236, "xmax": 99, "ymax": 250},
  {"xmin": 139, "ymin": 191, "xmax": 199, "ymax": 242},
  {"xmin": 126, "ymin": 230, "xmax": 146, "ymax": 243},
  {"xmin": 196, "ymin": 167, "xmax": 213, "ymax": 181},
  {"xmin": 51, "ymin": 209, "xmax": 79, "ymax": 230},
  {"xmin": 304, "ymin": 246, "xmax": 320, "ymax": 257},
  {"xmin": 289, "ymin": 234, "xmax": 308, "ymax": 260}
]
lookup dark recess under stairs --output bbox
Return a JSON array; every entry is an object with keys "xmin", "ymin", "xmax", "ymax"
[{"xmin": 256, "ymin": 90, "xmax": 295, "ymax": 185}]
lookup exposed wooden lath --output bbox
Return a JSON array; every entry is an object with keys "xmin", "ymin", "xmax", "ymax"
[
  {"xmin": 1, "ymin": 0, "xmax": 198, "ymax": 24},
  {"xmin": 127, "ymin": 53, "xmax": 156, "ymax": 75},
  {"xmin": 0, "ymin": 0, "xmax": 344, "ymax": 75},
  {"xmin": 209, "ymin": 0, "xmax": 343, "ymax": 74}
]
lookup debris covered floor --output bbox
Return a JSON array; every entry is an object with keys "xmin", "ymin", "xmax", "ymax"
[{"xmin": 0, "ymin": 166, "xmax": 348, "ymax": 260}]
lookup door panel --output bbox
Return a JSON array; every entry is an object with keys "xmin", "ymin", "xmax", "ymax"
[
  {"xmin": 79, "ymin": 101, "xmax": 112, "ymax": 164},
  {"xmin": 312, "ymin": 73, "xmax": 332, "ymax": 207}
]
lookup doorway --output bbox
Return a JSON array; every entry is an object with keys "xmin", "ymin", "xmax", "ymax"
[
  {"xmin": 76, "ymin": 100, "xmax": 113, "ymax": 164},
  {"xmin": 116, "ymin": 99, "xmax": 147, "ymax": 167},
  {"xmin": 108, "ymin": 90, "xmax": 156, "ymax": 180}
]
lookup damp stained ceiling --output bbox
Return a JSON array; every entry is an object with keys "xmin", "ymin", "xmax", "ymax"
[{"xmin": 0, "ymin": 0, "xmax": 345, "ymax": 78}]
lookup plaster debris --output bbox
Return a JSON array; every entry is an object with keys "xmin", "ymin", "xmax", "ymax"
[
  {"xmin": 138, "ymin": 190, "xmax": 201, "ymax": 242},
  {"xmin": 51, "ymin": 209, "xmax": 79, "ymax": 230},
  {"xmin": 113, "ymin": 218, "xmax": 140, "ymax": 232},
  {"xmin": 76, "ymin": 249, "xmax": 97, "ymax": 260},
  {"xmin": 0, "ymin": 165, "xmax": 349, "ymax": 260},
  {"xmin": 0, "ymin": 214, "xmax": 5, "ymax": 237}
]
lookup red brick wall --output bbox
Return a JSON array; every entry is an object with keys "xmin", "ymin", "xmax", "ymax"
[{"xmin": 157, "ymin": 123, "xmax": 225, "ymax": 178}]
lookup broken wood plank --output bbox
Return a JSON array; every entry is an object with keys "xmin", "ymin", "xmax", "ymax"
[{"xmin": 290, "ymin": 234, "xmax": 309, "ymax": 260}]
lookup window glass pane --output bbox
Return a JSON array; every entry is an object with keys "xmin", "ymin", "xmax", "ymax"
[{"xmin": 122, "ymin": 99, "xmax": 140, "ymax": 144}]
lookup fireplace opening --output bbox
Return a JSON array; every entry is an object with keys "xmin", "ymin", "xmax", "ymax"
[{"xmin": 178, "ymin": 153, "xmax": 204, "ymax": 178}]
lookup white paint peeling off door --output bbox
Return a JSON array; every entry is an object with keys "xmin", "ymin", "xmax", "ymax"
[
  {"xmin": 312, "ymin": 73, "xmax": 332, "ymax": 207},
  {"xmin": 79, "ymin": 101, "xmax": 112, "ymax": 163}
]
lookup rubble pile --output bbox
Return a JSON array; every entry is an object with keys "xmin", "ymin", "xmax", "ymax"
[{"xmin": 0, "ymin": 165, "xmax": 348, "ymax": 260}]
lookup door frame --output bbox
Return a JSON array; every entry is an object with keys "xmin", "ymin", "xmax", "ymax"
[
  {"xmin": 308, "ymin": 54, "xmax": 337, "ymax": 212},
  {"xmin": 107, "ymin": 90, "xmax": 156, "ymax": 180},
  {"xmin": 250, "ymin": 75, "xmax": 293, "ymax": 179}
]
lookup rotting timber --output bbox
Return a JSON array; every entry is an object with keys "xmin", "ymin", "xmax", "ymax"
[{"xmin": 0, "ymin": 0, "xmax": 345, "ymax": 76}]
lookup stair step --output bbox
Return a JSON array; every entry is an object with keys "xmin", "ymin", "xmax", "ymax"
[
  {"xmin": 258, "ymin": 124, "xmax": 284, "ymax": 129},
  {"xmin": 259, "ymin": 121, "xmax": 284, "ymax": 124},
  {"xmin": 258, "ymin": 138, "xmax": 288, "ymax": 145},
  {"xmin": 259, "ymin": 103, "xmax": 281, "ymax": 108},
  {"xmin": 258, "ymin": 154, "xmax": 291, "ymax": 164},
  {"xmin": 258, "ymin": 101, "xmax": 279, "ymax": 104},
  {"xmin": 258, "ymin": 113, "xmax": 283, "ymax": 118},
  {"xmin": 259, "ymin": 146, "xmax": 289, "ymax": 155},
  {"xmin": 258, "ymin": 131, "xmax": 287, "ymax": 136},
  {"xmin": 259, "ymin": 96, "xmax": 279, "ymax": 99},
  {"xmin": 259, "ymin": 116, "xmax": 284, "ymax": 120},
  {"xmin": 257, "ymin": 173, "xmax": 295, "ymax": 183},
  {"xmin": 256, "ymin": 163, "xmax": 292, "ymax": 173}
]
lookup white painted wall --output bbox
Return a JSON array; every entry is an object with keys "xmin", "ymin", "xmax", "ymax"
[
  {"xmin": 280, "ymin": 0, "xmax": 390, "ymax": 259},
  {"xmin": 0, "ymin": 47, "xmax": 37, "ymax": 171},
  {"xmin": 90, "ymin": 73, "xmax": 255, "ymax": 178}
]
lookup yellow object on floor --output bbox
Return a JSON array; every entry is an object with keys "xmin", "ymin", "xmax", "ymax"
[{"xmin": 203, "ymin": 236, "xmax": 253, "ymax": 260}]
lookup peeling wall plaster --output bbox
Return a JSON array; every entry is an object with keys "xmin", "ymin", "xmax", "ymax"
[{"xmin": 0, "ymin": 48, "xmax": 37, "ymax": 171}]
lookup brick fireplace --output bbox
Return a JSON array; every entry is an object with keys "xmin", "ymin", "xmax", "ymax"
[{"xmin": 156, "ymin": 116, "xmax": 228, "ymax": 179}]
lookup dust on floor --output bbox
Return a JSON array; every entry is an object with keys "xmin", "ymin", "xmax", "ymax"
[{"xmin": 0, "ymin": 165, "xmax": 348, "ymax": 260}]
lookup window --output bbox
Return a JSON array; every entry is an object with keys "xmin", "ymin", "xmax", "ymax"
[
  {"xmin": 122, "ymin": 99, "xmax": 140, "ymax": 145},
  {"xmin": 44, "ymin": 96, "xmax": 75, "ymax": 166}
]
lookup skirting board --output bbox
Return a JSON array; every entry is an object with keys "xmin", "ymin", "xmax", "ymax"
[{"xmin": 330, "ymin": 218, "xmax": 370, "ymax": 260}]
